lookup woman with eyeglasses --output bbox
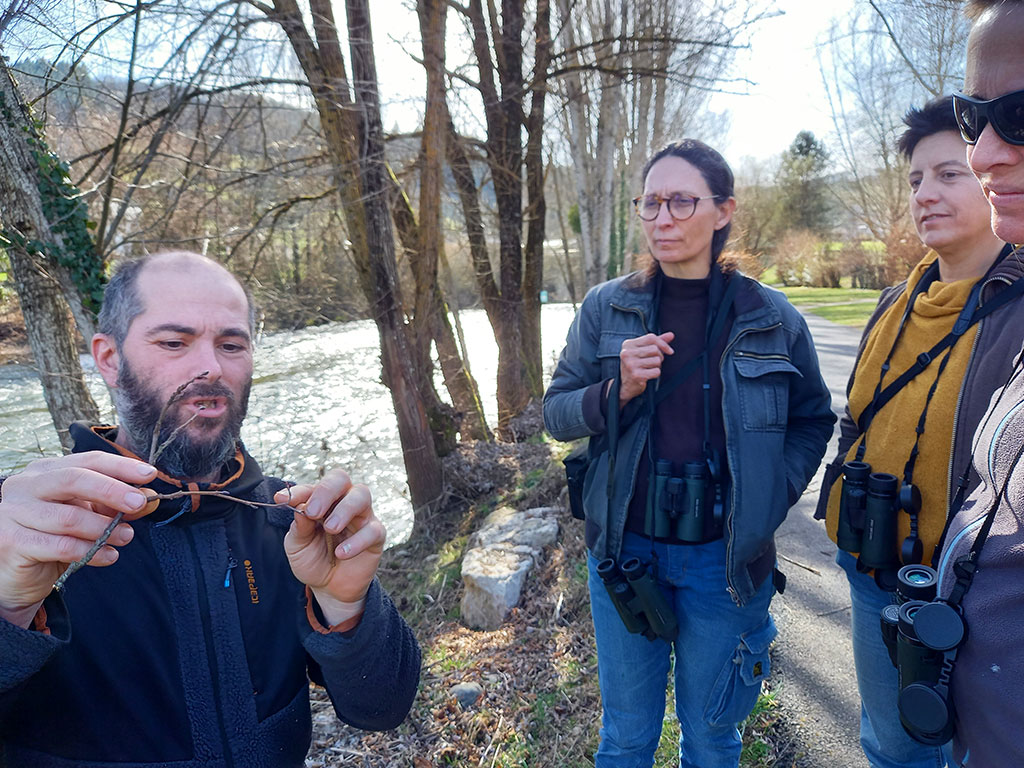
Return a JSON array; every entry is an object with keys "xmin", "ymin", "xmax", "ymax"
[{"xmin": 543, "ymin": 139, "xmax": 834, "ymax": 768}]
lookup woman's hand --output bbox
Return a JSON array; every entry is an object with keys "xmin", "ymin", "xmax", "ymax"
[{"xmin": 619, "ymin": 332, "xmax": 675, "ymax": 406}]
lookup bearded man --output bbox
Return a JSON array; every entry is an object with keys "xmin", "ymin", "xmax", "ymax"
[{"xmin": 0, "ymin": 252, "xmax": 420, "ymax": 768}]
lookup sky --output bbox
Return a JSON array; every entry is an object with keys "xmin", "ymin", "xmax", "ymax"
[
  {"xmin": 369, "ymin": 0, "xmax": 858, "ymax": 164},
  {"xmin": 706, "ymin": 0, "xmax": 857, "ymax": 163}
]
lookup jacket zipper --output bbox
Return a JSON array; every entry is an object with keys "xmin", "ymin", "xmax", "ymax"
[
  {"xmin": 607, "ymin": 302, "xmax": 651, "ymax": 560},
  {"xmin": 936, "ymin": 513, "xmax": 987, "ymax": 594},
  {"xmin": 720, "ymin": 321, "xmax": 784, "ymax": 604},
  {"xmin": 186, "ymin": 528, "xmax": 236, "ymax": 768},
  {"xmin": 938, "ymin": 392, "xmax": 1024, "ymax": 588},
  {"xmin": 733, "ymin": 350, "xmax": 791, "ymax": 363},
  {"xmin": 610, "ymin": 303, "xmax": 650, "ymax": 333},
  {"xmin": 224, "ymin": 550, "xmax": 238, "ymax": 588}
]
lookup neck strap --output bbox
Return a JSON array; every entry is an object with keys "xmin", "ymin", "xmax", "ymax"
[{"xmin": 856, "ymin": 244, "xmax": 1020, "ymax": 446}]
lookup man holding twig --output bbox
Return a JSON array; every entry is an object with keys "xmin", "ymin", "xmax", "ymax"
[{"xmin": 0, "ymin": 252, "xmax": 420, "ymax": 767}]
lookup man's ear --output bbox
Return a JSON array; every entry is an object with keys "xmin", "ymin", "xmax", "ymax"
[{"xmin": 92, "ymin": 334, "xmax": 120, "ymax": 388}]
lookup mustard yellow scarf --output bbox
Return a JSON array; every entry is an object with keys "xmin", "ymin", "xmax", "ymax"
[{"xmin": 826, "ymin": 254, "xmax": 980, "ymax": 561}]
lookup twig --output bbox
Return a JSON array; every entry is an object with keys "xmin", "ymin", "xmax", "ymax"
[
  {"xmin": 551, "ymin": 591, "xmax": 564, "ymax": 625},
  {"xmin": 148, "ymin": 371, "xmax": 209, "ymax": 461},
  {"xmin": 53, "ymin": 513, "xmax": 125, "ymax": 589},
  {"xmin": 148, "ymin": 489, "xmax": 301, "ymax": 512},
  {"xmin": 435, "ymin": 572, "xmax": 448, "ymax": 604},
  {"xmin": 150, "ymin": 409, "xmax": 203, "ymax": 465},
  {"xmin": 778, "ymin": 553, "xmax": 822, "ymax": 576},
  {"xmin": 478, "ymin": 713, "xmax": 504, "ymax": 768}
]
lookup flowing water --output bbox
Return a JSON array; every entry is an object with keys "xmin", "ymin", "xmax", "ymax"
[{"xmin": 0, "ymin": 305, "xmax": 578, "ymax": 545}]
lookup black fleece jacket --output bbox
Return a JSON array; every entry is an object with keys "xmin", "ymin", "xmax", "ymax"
[{"xmin": 0, "ymin": 422, "xmax": 421, "ymax": 768}]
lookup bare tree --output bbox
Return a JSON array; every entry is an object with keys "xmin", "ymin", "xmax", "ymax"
[
  {"xmin": 552, "ymin": 0, "xmax": 752, "ymax": 287},
  {"xmin": 244, "ymin": 0, "xmax": 445, "ymax": 515},
  {"xmin": 443, "ymin": 0, "xmax": 548, "ymax": 430},
  {"xmin": 0, "ymin": 60, "xmax": 101, "ymax": 448},
  {"xmin": 819, "ymin": 1, "xmax": 967, "ymax": 268},
  {"xmin": 731, "ymin": 154, "xmax": 783, "ymax": 257},
  {"xmin": 412, "ymin": 0, "xmax": 492, "ymax": 442}
]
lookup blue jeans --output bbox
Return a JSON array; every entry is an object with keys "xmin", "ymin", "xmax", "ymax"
[
  {"xmin": 838, "ymin": 551, "xmax": 951, "ymax": 768},
  {"xmin": 587, "ymin": 532, "xmax": 776, "ymax": 768}
]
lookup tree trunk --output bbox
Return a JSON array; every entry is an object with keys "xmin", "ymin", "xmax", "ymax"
[
  {"xmin": 521, "ymin": 0, "xmax": 550, "ymax": 399},
  {"xmin": 345, "ymin": 0, "xmax": 445, "ymax": 509},
  {"xmin": 445, "ymin": 116, "xmax": 501, "ymax": 330},
  {"xmin": 265, "ymin": 0, "xmax": 443, "ymax": 515},
  {"xmin": 463, "ymin": 0, "xmax": 530, "ymax": 432},
  {"xmin": 555, "ymin": 0, "xmax": 602, "ymax": 287},
  {"xmin": 388, "ymin": 170, "xmax": 492, "ymax": 443},
  {"xmin": 0, "ymin": 60, "xmax": 101, "ymax": 450}
]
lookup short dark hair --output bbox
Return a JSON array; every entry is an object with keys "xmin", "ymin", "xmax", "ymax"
[
  {"xmin": 98, "ymin": 254, "xmax": 257, "ymax": 347},
  {"xmin": 641, "ymin": 139, "xmax": 735, "ymax": 261},
  {"xmin": 898, "ymin": 95, "xmax": 961, "ymax": 159}
]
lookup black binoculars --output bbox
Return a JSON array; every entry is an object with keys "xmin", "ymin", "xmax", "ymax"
[
  {"xmin": 648, "ymin": 459, "xmax": 723, "ymax": 543},
  {"xmin": 596, "ymin": 557, "xmax": 678, "ymax": 642},
  {"xmin": 879, "ymin": 564, "xmax": 964, "ymax": 745},
  {"xmin": 837, "ymin": 462, "xmax": 921, "ymax": 573}
]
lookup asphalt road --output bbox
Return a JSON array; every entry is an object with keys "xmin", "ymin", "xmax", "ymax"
[{"xmin": 769, "ymin": 312, "xmax": 869, "ymax": 767}]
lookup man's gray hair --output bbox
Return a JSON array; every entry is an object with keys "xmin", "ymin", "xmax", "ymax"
[{"xmin": 97, "ymin": 254, "xmax": 257, "ymax": 347}]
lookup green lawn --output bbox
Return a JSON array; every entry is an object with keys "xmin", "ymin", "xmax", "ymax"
[
  {"xmin": 773, "ymin": 286, "xmax": 880, "ymax": 306},
  {"xmin": 812, "ymin": 302, "xmax": 879, "ymax": 326},
  {"xmin": 772, "ymin": 285, "xmax": 882, "ymax": 328}
]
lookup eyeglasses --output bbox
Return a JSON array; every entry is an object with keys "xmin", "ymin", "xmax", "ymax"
[
  {"xmin": 631, "ymin": 194, "xmax": 720, "ymax": 222},
  {"xmin": 952, "ymin": 89, "xmax": 1024, "ymax": 146}
]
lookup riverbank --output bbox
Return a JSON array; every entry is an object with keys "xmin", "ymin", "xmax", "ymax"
[
  {"xmin": 305, "ymin": 429, "xmax": 794, "ymax": 767},
  {"xmin": 0, "ymin": 303, "xmax": 30, "ymax": 365}
]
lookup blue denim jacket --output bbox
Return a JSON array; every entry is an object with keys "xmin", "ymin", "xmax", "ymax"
[{"xmin": 543, "ymin": 270, "xmax": 835, "ymax": 605}]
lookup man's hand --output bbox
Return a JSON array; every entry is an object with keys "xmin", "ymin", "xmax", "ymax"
[
  {"xmin": 277, "ymin": 469, "xmax": 385, "ymax": 627},
  {"xmin": 619, "ymin": 331, "xmax": 675, "ymax": 406},
  {"xmin": 0, "ymin": 452, "xmax": 158, "ymax": 628}
]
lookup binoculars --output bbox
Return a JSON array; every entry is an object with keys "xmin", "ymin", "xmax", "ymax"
[
  {"xmin": 880, "ymin": 564, "xmax": 964, "ymax": 745},
  {"xmin": 596, "ymin": 557, "xmax": 678, "ymax": 642},
  {"xmin": 648, "ymin": 459, "xmax": 723, "ymax": 542},
  {"xmin": 836, "ymin": 462, "xmax": 921, "ymax": 573}
]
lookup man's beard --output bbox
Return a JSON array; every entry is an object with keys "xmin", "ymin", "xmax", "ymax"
[{"xmin": 115, "ymin": 360, "xmax": 251, "ymax": 481}]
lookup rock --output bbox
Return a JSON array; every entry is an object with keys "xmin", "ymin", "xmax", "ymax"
[
  {"xmin": 468, "ymin": 506, "xmax": 560, "ymax": 551},
  {"xmin": 450, "ymin": 681, "xmax": 484, "ymax": 709},
  {"xmin": 460, "ymin": 506, "xmax": 559, "ymax": 630}
]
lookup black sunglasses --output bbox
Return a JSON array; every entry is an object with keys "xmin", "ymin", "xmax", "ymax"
[{"xmin": 952, "ymin": 89, "xmax": 1024, "ymax": 146}]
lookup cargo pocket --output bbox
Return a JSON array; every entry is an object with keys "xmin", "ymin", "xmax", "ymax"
[
  {"xmin": 733, "ymin": 354, "xmax": 800, "ymax": 433},
  {"xmin": 703, "ymin": 613, "xmax": 777, "ymax": 727}
]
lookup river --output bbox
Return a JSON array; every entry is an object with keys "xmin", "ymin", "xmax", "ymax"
[{"xmin": 0, "ymin": 305, "xmax": 578, "ymax": 545}]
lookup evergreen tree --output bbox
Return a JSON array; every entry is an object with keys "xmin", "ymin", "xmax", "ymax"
[{"xmin": 778, "ymin": 131, "xmax": 833, "ymax": 236}]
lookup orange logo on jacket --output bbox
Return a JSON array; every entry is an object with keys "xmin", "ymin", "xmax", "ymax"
[{"xmin": 243, "ymin": 560, "xmax": 259, "ymax": 604}]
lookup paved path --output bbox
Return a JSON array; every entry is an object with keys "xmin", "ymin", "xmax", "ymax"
[{"xmin": 770, "ymin": 312, "xmax": 869, "ymax": 767}]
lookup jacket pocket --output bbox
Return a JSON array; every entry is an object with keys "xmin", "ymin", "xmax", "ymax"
[
  {"xmin": 733, "ymin": 354, "xmax": 800, "ymax": 433},
  {"xmin": 703, "ymin": 613, "xmax": 777, "ymax": 727}
]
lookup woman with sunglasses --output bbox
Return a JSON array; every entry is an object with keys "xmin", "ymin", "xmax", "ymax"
[
  {"xmin": 543, "ymin": 139, "xmax": 834, "ymax": 768},
  {"xmin": 932, "ymin": 3, "xmax": 1024, "ymax": 767}
]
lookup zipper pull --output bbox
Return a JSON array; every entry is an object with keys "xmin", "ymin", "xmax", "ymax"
[{"xmin": 224, "ymin": 552, "xmax": 238, "ymax": 588}]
